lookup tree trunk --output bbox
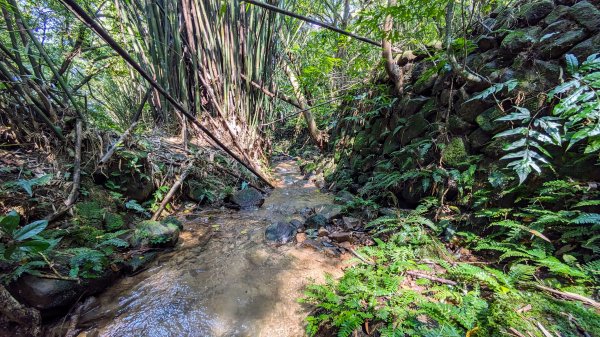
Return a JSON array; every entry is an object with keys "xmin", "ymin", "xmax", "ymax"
[
  {"xmin": 283, "ymin": 60, "xmax": 326, "ymax": 149},
  {"xmin": 382, "ymin": 0, "xmax": 404, "ymax": 96}
]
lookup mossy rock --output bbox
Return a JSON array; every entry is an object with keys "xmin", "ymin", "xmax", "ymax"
[
  {"xmin": 131, "ymin": 220, "xmax": 179, "ymax": 248},
  {"xmin": 500, "ymin": 26, "xmax": 541, "ymax": 54},
  {"xmin": 536, "ymin": 20, "xmax": 587, "ymax": 60},
  {"xmin": 442, "ymin": 138, "xmax": 469, "ymax": 167},
  {"xmin": 162, "ymin": 216, "xmax": 183, "ymax": 230},
  {"xmin": 400, "ymin": 112, "xmax": 430, "ymax": 145},
  {"xmin": 476, "ymin": 107, "xmax": 505, "ymax": 133},
  {"xmin": 515, "ymin": 0, "xmax": 554, "ymax": 26},
  {"xmin": 448, "ymin": 115, "xmax": 474, "ymax": 134},
  {"xmin": 104, "ymin": 212, "xmax": 125, "ymax": 231}
]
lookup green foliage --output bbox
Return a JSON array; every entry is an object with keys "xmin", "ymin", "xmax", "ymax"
[
  {"xmin": 494, "ymin": 106, "xmax": 562, "ymax": 183},
  {"xmin": 0, "ymin": 211, "xmax": 53, "ymax": 259},
  {"xmin": 303, "ymin": 203, "xmax": 600, "ymax": 337},
  {"xmin": 492, "ymin": 54, "xmax": 600, "ymax": 183},
  {"xmin": 125, "ymin": 199, "xmax": 150, "ymax": 217},
  {"xmin": 548, "ymin": 54, "xmax": 600, "ymax": 154},
  {"xmin": 3, "ymin": 174, "xmax": 53, "ymax": 197},
  {"xmin": 63, "ymin": 247, "xmax": 107, "ymax": 279}
]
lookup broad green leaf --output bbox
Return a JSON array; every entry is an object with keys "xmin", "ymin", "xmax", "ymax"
[
  {"xmin": 17, "ymin": 239, "xmax": 51, "ymax": 253},
  {"xmin": 565, "ymin": 54, "xmax": 579, "ymax": 74},
  {"xmin": 0, "ymin": 210, "xmax": 20, "ymax": 234},
  {"xmin": 13, "ymin": 220, "xmax": 48, "ymax": 242}
]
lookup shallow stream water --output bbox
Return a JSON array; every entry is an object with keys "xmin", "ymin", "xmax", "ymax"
[{"xmin": 78, "ymin": 159, "xmax": 346, "ymax": 337}]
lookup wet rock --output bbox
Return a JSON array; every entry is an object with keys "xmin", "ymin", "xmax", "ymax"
[
  {"xmin": 231, "ymin": 188, "xmax": 264, "ymax": 209},
  {"xmin": 569, "ymin": 1, "xmax": 600, "ymax": 32},
  {"xmin": 457, "ymin": 98, "xmax": 494, "ymax": 123},
  {"xmin": 544, "ymin": 5, "xmax": 570, "ymax": 25},
  {"xmin": 162, "ymin": 216, "xmax": 183, "ymax": 230},
  {"xmin": 124, "ymin": 175, "xmax": 154, "ymax": 202},
  {"xmin": 448, "ymin": 115, "xmax": 474, "ymax": 134},
  {"xmin": 515, "ymin": 0, "xmax": 554, "ymax": 26},
  {"xmin": 290, "ymin": 218, "xmax": 304, "ymax": 230},
  {"xmin": 568, "ymin": 34, "xmax": 600, "ymax": 60},
  {"xmin": 500, "ymin": 26, "xmax": 541, "ymax": 55},
  {"xmin": 469, "ymin": 129, "xmax": 492, "ymax": 150},
  {"xmin": 412, "ymin": 71, "xmax": 437, "ymax": 95},
  {"xmin": 318, "ymin": 227, "xmax": 330, "ymax": 237},
  {"xmin": 383, "ymin": 134, "xmax": 401, "ymax": 154},
  {"xmin": 537, "ymin": 20, "xmax": 588, "ymax": 60},
  {"xmin": 265, "ymin": 221, "xmax": 297, "ymax": 244},
  {"xmin": 483, "ymin": 138, "xmax": 507, "ymax": 158},
  {"xmin": 315, "ymin": 204, "xmax": 343, "ymax": 221},
  {"xmin": 329, "ymin": 232, "xmax": 353, "ymax": 243},
  {"xmin": 342, "ymin": 216, "xmax": 361, "ymax": 230},
  {"xmin": 8, "ymin": 272, "xmax": 118, "ymax": 316},
  {"xmin": 304, "ymin": 214, "xmax": 327, "ymax": 230},
  {"xmin": 131, "ymin": 220, "xmax": 180, "ymax": 248},
  {"xmin": 400, "ymin": 112, "xmax": 430, "ymax": 145},
  {"xmin": 123, "ymin": 251, "xmax": 158, "ymax": 273},
  {"xmin": 401, "ymin": 96, "xmax": 429, "ymax": 116}
]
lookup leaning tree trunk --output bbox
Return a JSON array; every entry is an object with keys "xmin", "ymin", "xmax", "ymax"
[{"xmin": 283, "ymin": 60, "xmax": 326, "ymax": 149}]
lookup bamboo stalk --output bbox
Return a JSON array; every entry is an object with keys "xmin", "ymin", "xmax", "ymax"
[
  {"xmin": 58, "ymin": 0, "xmax": 274, "ymax": 188},
  {"xmin": 241, "ymin": 0, "xmax": 381, "ymax": 47}
]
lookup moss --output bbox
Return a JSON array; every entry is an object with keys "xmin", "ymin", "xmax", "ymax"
[
  {"xmin": 69, "ymin": 225, "xmax": 105, "ymax": 246},
  {"xmin": 74, "ymin": 201, "xmax": 104, "ymax": 228},
  {"xmin": 442, "ymin": 138, "xmax": 469, "ymax": 167},
  {"xmin": 104, "ymin": 212, "xmax": 125, "ymax": 231},
  {"xmin": 476, "ymin": 107, "xmax": 504, "ymax": 133},
  {"xmin": 131, "ymin": 220, "xmax": 179, "ymax": 247}
]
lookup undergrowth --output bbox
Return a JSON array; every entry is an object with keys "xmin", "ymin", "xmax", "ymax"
[{"xmin": 301, "ymin": 204, "xmax": 599, "ymax": 337}]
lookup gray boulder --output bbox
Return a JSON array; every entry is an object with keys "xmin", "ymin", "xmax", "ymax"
[
  {"xmin": 516, "ymin": 0, "xmax": 555, "ymax": 26},
  {"xmin": 231, "ymin": 188, "xmax": 264, "ymax": 209},
  {"xmin": 265, "ymin": 221, "xmax": 297, "ymax": 244},
  {"xmin": 569, "ymin": 1, "xmax": 600, "ymax": 32},
  {"xmin": 537, "ymin": 20, "xmax": 588, "ymax": 60},
  {"xmin": 568, "ymin": 34, "xmax": 600, "ymax": 60}
]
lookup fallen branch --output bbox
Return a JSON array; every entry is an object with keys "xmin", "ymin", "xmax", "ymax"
[
  {"xmin": 98, "ymin": 87, "xmax": 151, "ymax": 165},
  {"xmin": 534, "ymin": 284, "xmax": 600, "ymax": 310},
  {"xmin": 150, "ymin": 155, "xmax": 197, "ymax": 220},
  {"xmin": 405, "ymin": 270, "xmax": 457, "ymax": 286},
  {"xmin": 347, "ymin": 247, "xmax": 375, "ymax": 265}
]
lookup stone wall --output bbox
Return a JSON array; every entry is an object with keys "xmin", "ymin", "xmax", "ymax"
[{"xmin": 331, "ymin": 0, "xmax": 600, "ymax": 206}]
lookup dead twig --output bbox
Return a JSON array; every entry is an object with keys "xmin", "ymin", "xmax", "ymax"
[
  {"xmin": 534, "ymin": 284, "xmax": 600, "ymax": 310},
  {"xmin": 405, "ymin": 270, "xmax": 457, "ymax": 286}
]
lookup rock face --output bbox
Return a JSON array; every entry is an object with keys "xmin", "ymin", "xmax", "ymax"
[
  {"xmin": 131, "ymin": 220, "xmax": 180, "ymax": 248},
  {"xmin": 265, "ymin": 221, "xmax": 297, "ymax": 244},
  {"xmin": 230, "ymin": 188, "xmax": 265, "ymax": 209},
  {"xmin": 328, "ymin": 0, "xmax": 600, "ymax": 205}
]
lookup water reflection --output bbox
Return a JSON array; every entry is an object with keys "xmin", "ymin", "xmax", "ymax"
[{"xmin": 79, "ymin": 160, "xmax": 345, "ymax": 337}]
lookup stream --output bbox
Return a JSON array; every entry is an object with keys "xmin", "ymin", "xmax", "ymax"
[{"xmin": 77, "ymin": 159, "xmax": 346, "ymax": 337}]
